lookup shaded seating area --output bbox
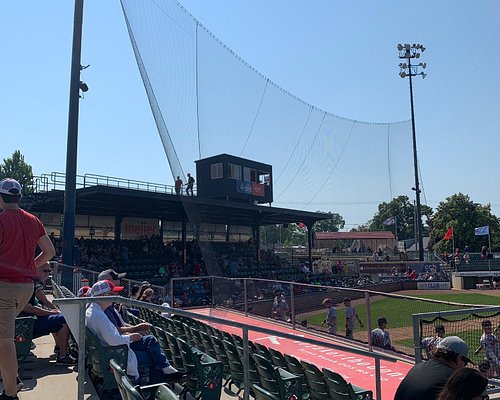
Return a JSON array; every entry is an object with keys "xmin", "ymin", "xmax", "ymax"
[{"xmin": 129, "ymin": 305, "xmax": 372, "ymax": 400}]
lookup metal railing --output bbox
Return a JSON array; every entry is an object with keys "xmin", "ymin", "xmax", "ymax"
[
  {"xmin": 33, "ymin": 172, "xmax": 177, "ymax": 195},
  {"xmin": 53, "ymin": 295, "xmax": 399, "ymax": 400}
]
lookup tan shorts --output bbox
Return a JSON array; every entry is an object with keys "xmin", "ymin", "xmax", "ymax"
[{"xmin": 0, "ymin": 281, "xmax": 34, "ymax": 339}]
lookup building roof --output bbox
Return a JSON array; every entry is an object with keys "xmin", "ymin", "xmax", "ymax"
[
  {"xmin": 25, "ymin": 185, "xmax": 330, "ymax": 228},
  {"xmin": 315, "ymin": 231, "xmax": 395, "ymax": 240}
]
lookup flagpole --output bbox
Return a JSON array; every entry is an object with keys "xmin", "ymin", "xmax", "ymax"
[
  {"xmin": 395, "ymin": 216, "xmax": 398, "ymax": 242},
  {"xmin": 452, "ymin": 226, "xmax": 455, "ymax": 258}
]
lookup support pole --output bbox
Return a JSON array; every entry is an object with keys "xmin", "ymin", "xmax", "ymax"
[
  {"xmin": 62, "ymin": 0, "xmax": 84, "ymax": 291},
  {"xmin": 408, "ymin": 58, "xmax": 424, "ymax": 261}
]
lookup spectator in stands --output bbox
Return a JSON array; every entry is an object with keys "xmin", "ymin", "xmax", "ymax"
[
  {"xmin": 272, "ymin": 294, "xmax": 289, "ymax": 321},
  {"xmin": 120, "ymin": 245, "xmax": 129, "ymax": 266},
  {"xmin": 185, "ymin": 173, "xmax": 195, "ymax": 196},
  {"xmin": 229, "ymin": 259, "xmax": 238, "ymax": 276},
  {"xmin": 160, "ymin": 296, "xmax": 172, "ymax": 319},
  {"xmin": 130, "ymin": 285, "xmax": 140, "ymax": 299},
  {"xmin": 493, "ymin": 276, "xmax": 500, "ymax": 290},
  {"xmin": 0, "ymin": 178, "xmax": 56, "ymax": 400},
  {"xmin": 343, "ymin": 297, "xmax": 363, "ymax": 339},
  {"xmin": 136, "ymin": 282, "xmax": 152, "ymax": 300},
  {"xmin": 463, "ymin": 250, "xmax": 470, "ymax": 265},
  {"xmin": 20, "ymin": 266, "xmax": 76, "ymax": 365},
  {"xmin": 322, "ymin": 298, "xmax": 337, "ymax": 335},
  {"xmin": 437, "ymin": 367, "xmax": 488, "ymax": 400},
  {"xmin": 98, "ymin": 268, "xmax": 127, "ymax": 284},
  {"xmin": 454, "ymin": 248, "xmax": 462, "ymax": 265},
  {"xmin": 77, "ymin": 285, "xmax": 91, "ymax": 297},
  {"xmin": 478, "ymin": 360, "xmax": 494, "ymax": 379},
  {"xmin": 86, "ymin": 280, "xmax": 142, "ymax": 381},
  {"xmin": 394, "ymin": 336, "xmax": 472, "ymax": 400},
  {"xmin": 174, "ymin": 176, "xmax": 183, "ymax": 195},
  {"xmin": 422, "ymin": 325, "xmax": 446, "ymax": 359},
  {"xmin": 371, "ymin": 317, "xmax": 395, "ymax": 351},
  {"xmin": 479, "ymin": 319, "xmax": 500, "ymax": 375},
  {"xmin": 177, "ymin": 290, "xmax": 192, "ymax": 307},
  {"xmin": 481, "ymin": 246, "xmax": 488, "ymax": 260},
  {"xmin": 86, "ymin": 280, "xmax": 182, "ymax": 383},
  {"xmin": 139, "ymin": 288, "xmax": 154, "ymax": 303}
]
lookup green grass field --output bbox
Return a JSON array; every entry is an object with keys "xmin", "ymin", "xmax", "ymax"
[
  {"xmin": 305, "ymin": 291, "xmax": 500, "ymax": 359},
  {"xmin": 306, "ymin": 292, "xmax": 500, "ymax": 333}
]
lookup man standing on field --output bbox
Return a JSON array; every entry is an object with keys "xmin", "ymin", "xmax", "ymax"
[{"xmin": 343, "ymin": 297, "xmax": 363, "ymax": 339}]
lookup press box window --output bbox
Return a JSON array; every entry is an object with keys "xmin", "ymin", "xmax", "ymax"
[
  {"xmin": 227, "ymin": 163, "xmax": 242, "ymax": 180},
  {"xmin": 211, "ymin": 163, "xmax": 223, "ymax": 179},
  {"xmin": 243, "ymin": 167, "xmax": 257, "ymax": 182},
  {"xmin": 259, "ymin": 171, "xmax": 270, "ymax": 185}
]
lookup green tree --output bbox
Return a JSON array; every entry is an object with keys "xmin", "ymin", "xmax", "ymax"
[
  {"xmin": 351, "ymin": 223, "xmax": 370, "ymax": 232},
  {"xmin": 261, "ymin": 223, "xmax": 307, "ymax": 246},
  {"xmin": 430, "ymin": 193, "xmax": 500, "ymax": 252},
  {"xmin": 369, "ymin": 195, "xmax": 433, "ymax": 240},
  {"xmin": 0, "ymin": 150, "xmax": 34, "ymax": 193},
  {"xmin": 312, "ymin": 212, "xmax": 345, "ymax": 232}
]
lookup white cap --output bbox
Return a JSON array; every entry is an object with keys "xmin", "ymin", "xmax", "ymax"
[{"xmin": 0, "ymin": 178, "xmax": 22, "ymax": 195}]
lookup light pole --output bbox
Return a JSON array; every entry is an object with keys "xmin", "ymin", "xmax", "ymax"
[{"xmin": 398, "ymin": 43, "xmax": 427, "ymax": 261}]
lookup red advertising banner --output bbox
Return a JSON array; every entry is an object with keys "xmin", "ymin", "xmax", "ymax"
[{"xmin": 252, "ymin": 183, "xmax": 265, "ymax": 197}]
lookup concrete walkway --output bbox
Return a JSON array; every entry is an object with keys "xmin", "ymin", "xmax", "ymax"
[{"xmin": 0, "ymin": 335, "xmax": 98, "ymax": 400}]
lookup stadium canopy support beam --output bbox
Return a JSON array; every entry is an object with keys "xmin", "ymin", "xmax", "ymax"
[
  {"xmin": 181, "ymin": 220, "xmax": 187, "ymax": 267},
  {"xmin": 253, "ymin": 223, "xmax": 261, "ymax": 272},
  {"xmin": 114, "ymin": 215, "xmax": 123, "ymax": 241},
  {"xmin": 306, "ymin": 223, "xmax": 313, "ymax": 268}
]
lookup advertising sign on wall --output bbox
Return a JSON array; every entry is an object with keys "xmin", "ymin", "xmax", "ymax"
[
  {"xmin": 121, "ymin": 217, "xmax": 159, "ymax": 239},
  {"xmin": 236, "ymin": 180, "xmax": 265, "ymax": 197},
  {"xmin": 417, "ymin": 281, "xmax": 451, "ymax": 290}
]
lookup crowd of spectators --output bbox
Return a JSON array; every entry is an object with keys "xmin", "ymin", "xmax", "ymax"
[{"xmin": 48, "ymin": 234, "xmax": 452, "ymax": 301}]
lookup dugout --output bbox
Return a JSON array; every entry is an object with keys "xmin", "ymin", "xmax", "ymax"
[
  {"xmin": 451, "ymin": 271, "xmax": 500, "ymax": 290},
  {"xmin": 195, "ymin": 153, "xmax": 273, "ymax": 204}
]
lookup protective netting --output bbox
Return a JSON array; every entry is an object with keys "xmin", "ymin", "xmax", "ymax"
[
  {"xmin": 420, "ymin": 310, "xmax": 500, "ymax": 366},
  {"xmin": 119, "ymin": 0, "xmax": 414, "ymax": 223}
]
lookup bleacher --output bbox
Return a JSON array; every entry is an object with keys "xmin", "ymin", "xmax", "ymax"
[{"xmin": 453, "ymin": 253, "xmax": 500, "ymax": 272}]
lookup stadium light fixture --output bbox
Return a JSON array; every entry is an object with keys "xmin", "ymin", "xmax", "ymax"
[{"xmin": 397, "ymin": 43, "xmax": 427, "ymax": 261}]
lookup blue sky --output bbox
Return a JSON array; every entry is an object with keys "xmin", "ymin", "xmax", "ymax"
[{"xmin": 1, "ymin": 1, "xmax": 499, "ymax": 227}]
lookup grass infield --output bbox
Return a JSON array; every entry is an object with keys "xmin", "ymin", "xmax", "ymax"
[{"xmin": 306, "ymin": 292, "xmax": 500, "ymax": 333}]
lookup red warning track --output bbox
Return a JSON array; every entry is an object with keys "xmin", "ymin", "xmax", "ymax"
[{"xmin": 193, "ymin": 308, "xmax": 412, "ymax": 400}]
